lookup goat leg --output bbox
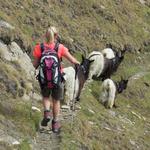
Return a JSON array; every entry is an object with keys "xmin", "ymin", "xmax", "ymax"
[{"xmin": 113, "ymin": 100, "xmax": 118, "ymax": 108}]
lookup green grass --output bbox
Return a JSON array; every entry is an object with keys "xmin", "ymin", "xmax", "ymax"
[
  {"xmin": 0, "ymin": 0, "xmax": 150, "ymax": 149},
  {"xmin": 2, "ymin": 0, "xmax": 150, "ymax": 53},
  {"xmin": 60, "ymin": 51, "xmax": 150, "ymax": 149},
  {"xmin": 0, "ymin": 95, "xmax": 41, "ymax": 149},
  {"xmin": 0, "ymin": 99, "xmax": 41, "ymax": 136},
  {"xmin": 19, "ymin": 139, "xmax": 31, "ymax": 150}
]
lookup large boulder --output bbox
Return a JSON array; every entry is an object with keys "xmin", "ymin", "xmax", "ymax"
[{"xmin": 0, "ymin": 41, "xmax": 34, "ymax": 80}]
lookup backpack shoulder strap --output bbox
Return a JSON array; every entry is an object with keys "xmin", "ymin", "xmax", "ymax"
[
  {"xmin": 54, "ymin": 41, "xmax": 62, "ymax": 62},
  {"xmin": 54, "ymin": 41, "xmax": 59, "ymax": 52},
  {"xmin": 40, "ymin": 43, "xmax": 45, "ymax": 53},
  {"xmin": 40, "ymin": 42, "xmax": 59, "ymax": 52}
]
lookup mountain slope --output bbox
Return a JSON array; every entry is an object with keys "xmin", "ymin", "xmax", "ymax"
[
  {"xmin": 0, "ymin": 0, "xmax": 150, "ymax": 53},
  {"xmin": 0, "ymin": 0, "xmax": 150, "ymax": 149}
]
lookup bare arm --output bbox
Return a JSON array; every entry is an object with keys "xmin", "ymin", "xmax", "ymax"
[{"xmin": 64, "ymin": 51, "xmax": 80, "ymax": 64}]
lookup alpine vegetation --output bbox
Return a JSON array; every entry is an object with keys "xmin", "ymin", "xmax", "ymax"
[{"xmin": 100, "ymin": 78, "xmax": 128, "ymax": 109}]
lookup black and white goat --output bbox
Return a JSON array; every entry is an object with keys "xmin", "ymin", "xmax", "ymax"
[
  {"xmin": 63, "ymin": 55, "xmax": 93, "ymax": 109},
  {"xmin": 101, "ymin": 48, "xmax": 115, "ymax": 59},
  {"xmin": 74, "ymin": 55, "xmax": 94, "ymax": 102},
  {"xmin": 88, "ymin": 49, "xmax": 127, "ymax": 81},
  {"xmin": 100, "ymin": 78, "xmax": 128, "ymax": 109},
  {"xmin": 88, "ymin": 51, "xmax": 104, "ymax": 81}
]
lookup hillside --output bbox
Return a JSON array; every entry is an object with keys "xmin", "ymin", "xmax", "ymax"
[
  {"xmin": 0, "ymin": 0, "xmax": 150, "ymax": 53},
  {"xmin": 0, "ymin": 0, "xmax": 150, "ymax": 150}
]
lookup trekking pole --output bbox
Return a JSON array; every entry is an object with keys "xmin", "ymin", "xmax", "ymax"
[
  {"xmin": 70, "ymin": 64, "xmax": 79, "ymax": 127},
  {"xmin": 71, "ymin": 64, "xmax": 79, "ymax": 110}
]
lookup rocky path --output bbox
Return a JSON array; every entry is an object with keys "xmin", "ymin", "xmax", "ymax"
[
  {"xmin": 32, "ymin": 108, "xmax": 76, "ymax": 150},
  {"xmin": 33, "ymin": 131, "xmax": 61, "ymax": 150}
]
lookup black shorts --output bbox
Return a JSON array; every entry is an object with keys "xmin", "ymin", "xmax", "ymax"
[{"xmin": 40, "ymin": 83, "xmax": 64, "ymax": 100}]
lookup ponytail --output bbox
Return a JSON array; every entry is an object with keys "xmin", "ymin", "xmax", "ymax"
[{"xmin": 45, "ymin": 27, "xmax": 55, "ymax": 43}]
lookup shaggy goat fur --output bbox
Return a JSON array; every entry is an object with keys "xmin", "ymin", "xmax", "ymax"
[
  {"xmin": 88, "ymin": 51, "xmax": 104, "ymax": 81},
  {"xmin": 100, "ymin": 78, "xmax": 128, "ymax": 109},
  {"xmin": 88, "ymin": 49, "xmax": 127, "ymax": 81},
  {"xmin": 63, "ymin": 66, "xmax": 76, "ymax": 106},
  {"xmin": 100, "ymin": 79, "xmax": 116, "ymax": 109},
  {"xmin": 63, "ymin": 56, "xmax": 93, "ymax": 108},
  {"xmin": 101, "ymin": 48, "xmax": 115, "ymax": 59}
]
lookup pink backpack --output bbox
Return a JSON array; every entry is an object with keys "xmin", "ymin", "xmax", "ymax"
[{"xmin": 38, "ymin": 42, "xmax": 62, "ymax": 88}]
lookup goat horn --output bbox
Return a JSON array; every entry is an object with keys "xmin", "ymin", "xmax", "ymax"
[
  {"xmin": 121, "ymin": 49, "xmax": 126, "ymax": 54},
  {"xmin": 113, "ymin": 49, "xmax": 117, "ymax": 54}
]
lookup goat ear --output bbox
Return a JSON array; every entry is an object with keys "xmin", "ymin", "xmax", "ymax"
[
  {"xmin": 125, "ymin": 79, "xmax": 129, "ymax": 84},
  {"xmin": 90, "ymin": 59, "xmax": 94, "ymax": 63},
  {"xmin": 121, "ymin": 49, "xmax": 126, "ymax": 56},
  {"xmin": 82, "ymin": 54, "xmax": 85, "ymax": 61}
]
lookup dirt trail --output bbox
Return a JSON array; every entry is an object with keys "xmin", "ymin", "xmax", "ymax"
[{"xmin": 32, "ymin": 109, "xmax": 76, "ymax": 150}]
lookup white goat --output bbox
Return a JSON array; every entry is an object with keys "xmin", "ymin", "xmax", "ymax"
[
  {"xmin": 100, "ymin": 78, "xmax": 128, "ymax": 109},
  {"xmin": 63, "ymin": 66, "xmax": 77, "ymax": 106},
  {"xmin": 62, "ymin": 55, "xmax": 92, "ymax": 109},
  {"xmin": 88, "ymin": 51, "xmax": 104, "ymax": 81},
  {"xmin": 101, "ymin": 48, "xmax": 115, "ymax": 59},
  {"xmin": 100, "ymin": 79, "xmax": 116, "ymax": 109}
]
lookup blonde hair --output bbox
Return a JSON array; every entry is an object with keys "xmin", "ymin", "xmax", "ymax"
[
  {"xmin": 45, "ymin": 26, "xmax": 56, "ymax": 43},
  {"xmin": 51, "ymin": 26, "xmax": 58, "ymax": 35}
]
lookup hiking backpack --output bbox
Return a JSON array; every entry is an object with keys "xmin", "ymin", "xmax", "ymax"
[{"xmin": 38, "ymin": 42, "xmax": 62, "ymax": 88}]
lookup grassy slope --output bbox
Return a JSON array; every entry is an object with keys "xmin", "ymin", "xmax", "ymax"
[
  {"xmin": 61, "ymin": 52, "xmax": 150, "ymax": 150},
  {"xmin": 0, "ymin": 0, "xmax": 150, "ymax": 149},
  {"xmin": 0, "ymin": 60, "xmax": 41, "ymax": 149},
  {"xmin": 0, "ymin": 0, "xmax": 150, "ymax": 51}
]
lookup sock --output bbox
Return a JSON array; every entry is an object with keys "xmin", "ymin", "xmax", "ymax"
[
  {"xmin": 53, "ymin": 116, "xmax": 59, "ymax": 122},
  {"xmin": 43, "ymin": 109, "xmax": 51, "ymax": 119},
  {"xmin": 44, "ymin": 109, "xmax": 50, "ymax": 112}
]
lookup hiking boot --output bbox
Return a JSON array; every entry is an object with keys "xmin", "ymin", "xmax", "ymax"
[
  {"xmin": 41, "ymin": 110, "xmax": 52, "ymax": 126},
  {"xmin": 52, "ymin": 120, "xmax": 61, "ymax": 133}
]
